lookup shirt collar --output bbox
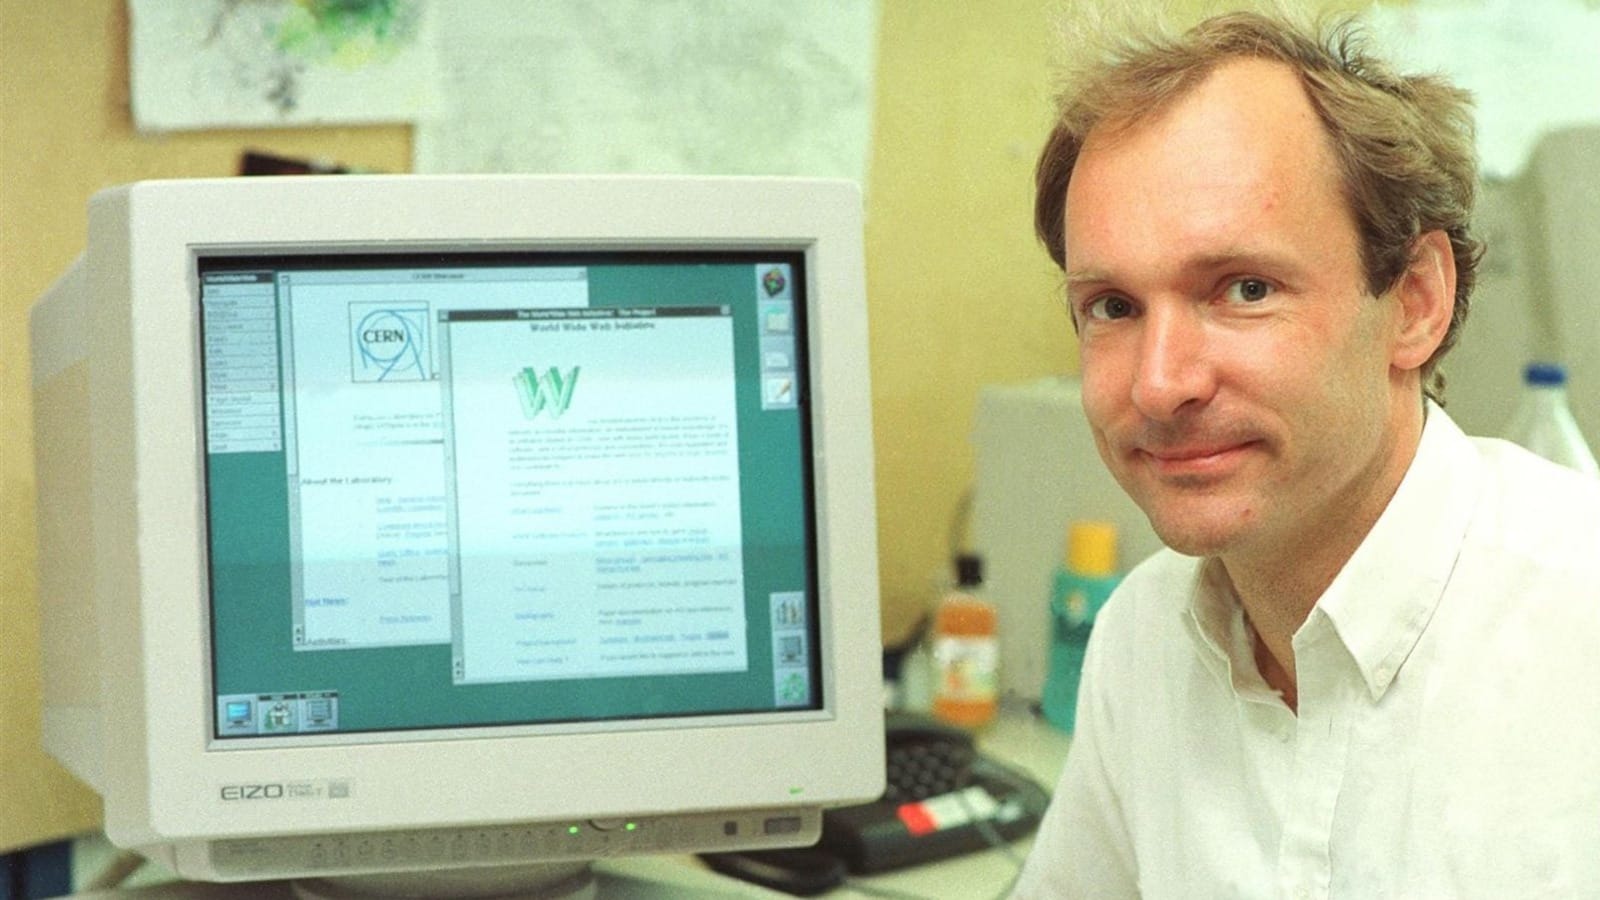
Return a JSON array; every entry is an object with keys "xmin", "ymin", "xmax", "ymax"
[
  {"xmin": 1183, "ymin": 402, "xmax": 1482, "ymax": 702},
  {"xmin": 1184, "ymin": 557, "xmax": 1284, "ymax": 703},
  {"xmin": 1314, "ymin": 402, "xmax": 1480, "ymax": 700}
]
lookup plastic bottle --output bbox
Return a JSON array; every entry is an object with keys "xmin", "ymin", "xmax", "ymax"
[
  {"xmin": 931, "ymin": 554, "xmax": 999, "ymax": 729},
  {"xmin": 1041, "ymin": 521, "xmax": 1121, "ymax": 733},
  {"xmin": 896, "ymin": 631, "xmax": 934, "ymax": 714},
  {"xmin": 1502, "ymin": 362, "xmax": 1600, "ymax": 478}
]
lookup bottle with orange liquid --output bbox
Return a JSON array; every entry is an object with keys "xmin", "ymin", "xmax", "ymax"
[{"xmin": 931, "ymin": 554, "xmax": 999, "ymax": 729}]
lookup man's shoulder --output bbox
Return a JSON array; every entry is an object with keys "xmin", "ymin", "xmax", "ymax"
[
  {"xmin": 1459, "ymin": 432, "xmax": 1600, "ymax": 582},
  {"xmin": 1468, "ymin": 435, "xmax": 1600, "ymax": 554}
]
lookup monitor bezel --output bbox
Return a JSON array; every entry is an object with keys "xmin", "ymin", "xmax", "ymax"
[{"xmin": 192, "ymin": 245, "xmax": 829, "ymax": 749}]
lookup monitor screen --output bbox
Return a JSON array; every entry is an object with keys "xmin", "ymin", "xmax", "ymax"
[
  {"xmin": 200, "ymin": 251, "xmax": 821, "ymax": 740},
  {"xmin": 31, "ymin": 176, "xmax": 884, "ymax": 889}
]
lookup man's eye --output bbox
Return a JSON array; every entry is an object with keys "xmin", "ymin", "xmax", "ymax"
[
  {"xmin": 1225, "ymin": 278, "xmax": 1273, "ymax": 303},
  {"xmin": 1085, "ymin": 295, "xmax": 1135, "ymax": 320}
]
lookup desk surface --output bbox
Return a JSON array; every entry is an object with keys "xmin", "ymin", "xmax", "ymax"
[{"xmin": 68, "ymin": 706, "xmax": 1071, "ymax": 900}]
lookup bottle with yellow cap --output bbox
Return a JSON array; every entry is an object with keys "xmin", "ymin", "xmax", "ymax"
[{"xmin": 1041, "ymin": 521, "xmax": 1122, "ymax": 733}]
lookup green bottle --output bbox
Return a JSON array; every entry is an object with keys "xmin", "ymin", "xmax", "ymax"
[{"xmin": 1041, "ymin": 521, "xmax": 1121, "ymax": 733}]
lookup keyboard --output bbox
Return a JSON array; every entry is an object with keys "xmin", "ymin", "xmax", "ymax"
[
  {"xmin": 701, "ymin": 713, "xmax": 1050, "ymax": 895},
  {"xmin": 814, "ymin": 712, "xmax": 1050, "ymax": 874}
]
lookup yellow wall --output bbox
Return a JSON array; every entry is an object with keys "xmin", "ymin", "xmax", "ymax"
[{"xmin": 864, "ymin": 2, "xmax": 1072, "ymax": 642}]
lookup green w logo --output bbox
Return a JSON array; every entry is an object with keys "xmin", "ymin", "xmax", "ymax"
[{"xmin": 513, "ymin": 366, "xmax": 580, "ymax": 419}]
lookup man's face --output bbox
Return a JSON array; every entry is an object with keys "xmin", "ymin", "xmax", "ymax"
[{"xmin": 1063, "ymin": 59, "xmax": 1413, "ymax": 561}]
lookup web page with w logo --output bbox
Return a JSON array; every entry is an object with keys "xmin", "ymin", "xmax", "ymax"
[{"xmin": 439, "ymin": 306, "xmax": 747, "ymax": 684}]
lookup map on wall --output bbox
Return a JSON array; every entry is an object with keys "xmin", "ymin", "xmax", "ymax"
[
  {"xmin": 127, "ymin": 0, "xmax": 879, "ymax": 181},
  {"xmin": 412, "ymin": 0, "xmax": 880, "ymax": 182},
  {"xmin": 128, "ymin": 0, "xmax": 438, "ymax": 131}
]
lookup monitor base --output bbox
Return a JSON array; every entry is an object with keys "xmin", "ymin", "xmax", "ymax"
[
  {"xmin": 289, "ymin": 862, "xmax": 596, "ymax": 900},
  {"xmin": 64, "ymin": 853, "xmax": 769, "ymax": 898}
]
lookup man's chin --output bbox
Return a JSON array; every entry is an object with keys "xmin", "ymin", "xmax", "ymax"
[
  {"xmin": 1152, "ymin": 530, "xmax": 1232, "ymax": 558},
  {"xmin": 1139, "ymin": 504, "xmax": 1254, "ymax": 559}
]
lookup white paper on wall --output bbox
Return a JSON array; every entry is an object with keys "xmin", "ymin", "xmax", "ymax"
[
  {"xmin": 413, "ymin": 0, "xmax": 880, "ymax": 182},
  {"xmin": 1365, "ymin": 0, "xmax": 1600, "ymax": 180},
  {"xmin": 128, "ymin": 0, "xmax": 439, "ymax": 132}
]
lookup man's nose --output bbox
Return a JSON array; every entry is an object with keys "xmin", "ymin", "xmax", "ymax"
[{"xmin": 1129, "ymin": 304, "xmax": 1216, "ymax": 421}]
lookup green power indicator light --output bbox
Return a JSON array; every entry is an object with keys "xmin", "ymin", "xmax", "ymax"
[
  {"xmin": 625, "ymin": 823, "xmax": 638, "ymax": 832},
  {"xmin": 567, "ymin": 826, "xmax": 581, "ymax": 836},
  {"xmin": 789, "ymin": 787, "xmax": 805, "ymax": 796}
]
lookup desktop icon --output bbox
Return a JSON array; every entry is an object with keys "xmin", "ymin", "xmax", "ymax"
[
  {"xmin": 261, "ymin": 699, "xmax": 298, "ymax": 733},
  {"xmin": 779, "ymin": 635, "xmax": 806, "ymax": 666},
  {"xmin": 777, "ymin": 671, "xmax": 811, "ymax": 706},
  {"xmin": 764, "ymin": 376, "xmax": 795, "ymax": 407},
  {"xmin": 763, "ymin": 307, "xmax": 793, "ymax": 335},
  {"xmin": 762, "ymin": 267, "xmax": 788, "ymax": 297},
  {"xmin": 302, "ymin": 695, "xmax": 339, "ymax": 731}
]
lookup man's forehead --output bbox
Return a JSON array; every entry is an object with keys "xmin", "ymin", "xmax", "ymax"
[
  {"xmin": 1070, "ymin": 58, "xmax": 1327, "ymax": 188},
  {"xmin": 1062, "ymin": 57, "xmax": 1349, "ymax": 270}
]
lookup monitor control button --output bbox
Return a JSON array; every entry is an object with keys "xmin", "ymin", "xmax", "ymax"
[{"xmin": 764, "ymin": 816, "xmax": 804, "ymax": 835}]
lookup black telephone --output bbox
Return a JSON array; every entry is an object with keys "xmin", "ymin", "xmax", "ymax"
[{"xmin": 701, "ymin": 712, "xmax": 1050, "ymax": 896}]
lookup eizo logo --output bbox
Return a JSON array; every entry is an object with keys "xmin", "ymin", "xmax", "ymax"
[
  {"xmin": 514, "ymin": 366, "xmax": 580, "ymax": 419},
  {"xmin": 221, "ymin": 783, "xmax": 284, "ymax": 801}
]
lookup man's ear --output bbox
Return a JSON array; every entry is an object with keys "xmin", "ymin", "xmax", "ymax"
[{"xmin": 1390, "ymin": 229, "xmax": 1456, "ymax": 372}]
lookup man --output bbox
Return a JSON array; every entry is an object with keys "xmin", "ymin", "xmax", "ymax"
[{"xmin": 1013, "ymin": 8, "xmax": 1600, "ymax": 898}]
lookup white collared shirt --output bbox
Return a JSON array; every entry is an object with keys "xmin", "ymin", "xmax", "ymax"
[{"xmin": 1013, "ymin": 406, "xmax": 1600, "ymax": 899}]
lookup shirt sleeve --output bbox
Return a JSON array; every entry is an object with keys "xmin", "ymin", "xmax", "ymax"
[{"xmin": 1010, "ymin": 612, "xmax": 1139, "ymax": 899}]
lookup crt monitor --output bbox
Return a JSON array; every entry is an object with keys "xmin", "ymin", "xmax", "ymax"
[{"xmin": 30, "ymin": 175, "xmax": 883, "ymax": 893}]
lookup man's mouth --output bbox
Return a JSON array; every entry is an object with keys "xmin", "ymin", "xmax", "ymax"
[{"xmin": 1136, "ymin": 440, "xmax": 1260, "ymax": 479}]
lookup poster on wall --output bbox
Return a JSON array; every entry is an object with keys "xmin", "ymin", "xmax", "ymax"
[
  {"xmin": 412, "ymin": 0, "xmax": 880, "ymax": 182},
  {"xmin": 128, "ymin": 0, "xmax": 439, "ymax": 131},
  {"xmin": 127, "ymin": 0, "xmax": 879, "ymax": 181}
]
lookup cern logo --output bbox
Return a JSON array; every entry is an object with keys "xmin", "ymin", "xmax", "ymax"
[{"xmin": 350, "ymin": 304, "xmax": 429, "ymax": 382}]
